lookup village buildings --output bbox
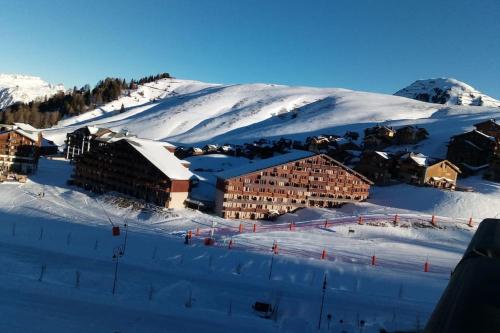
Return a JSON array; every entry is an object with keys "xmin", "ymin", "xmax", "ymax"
[
  {"xmin": 65, "ymin": 126, "xmax": 152, "ymax": 160},
  {"xmin": 395, "ymin": 152, "xmax": 461, "ymax": 190},
  {"xmin": 363, "ymin": 125, "xmax": 396, "ymax": 149},
  {"xmin": 214, "ymin": 151, "xmax": 373, "ymax": 220},
  {"xmin": 355, "ymin": 151, "xmax": 395, "ymax": 185},
  {"xmin": 473, "ymin": 119, "xmax": 500, "ymax": 138},
  {"xmin": 394, "ymin": 126, "xmax": 429, "ymax": 145},
  {"xmin": 71, "ymin": 137, "xmax": 193, "ymax": 208},
  {"xmin": 447, "ymin": 119, "xmax": 499, "ymax": 173},
  {"xmin": 0, "ymin": 123, "xmax": 42, "ymax": 180}
]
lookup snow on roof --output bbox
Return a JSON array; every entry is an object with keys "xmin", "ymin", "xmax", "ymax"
[
  {"xmin": 473, "ymin": 130, "xmax": 496, "ymax": 142},
  {"xmin": 14, "ymin": 122, "xmax": 37, "ymax": 131},
  {"xmin": 401, "ymin": 152, "xmax": 432, "ymax": 166},
  {"xmin": 122, "ymin": 137, "xmax": 193, "ymax": 180},
  {"xmin": 87, "ymin": 126, "xmax": 100, "ymax": 135},
  {"xmin": 375, "ymin": 151, "xmax": 390, "ymax": 159},
  {"xmin": 9, "ymin": 123, "xmax": 40, "ymax": 142},
  {"xmin": 217, "ymin": 150, "xmax": 314, "ymax": 179}
]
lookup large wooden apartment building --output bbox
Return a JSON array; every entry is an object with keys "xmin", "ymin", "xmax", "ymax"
[
  {"xmin": 0, "ymin": 123, "xmax": 42, "ymax": 178},
  {"xmin": 214, "ymin": 151, "xmax": 373, "ymax": 220},
  {"xmin": 72, "ymin": 137, "xmax": 193, "ymax": 208}
]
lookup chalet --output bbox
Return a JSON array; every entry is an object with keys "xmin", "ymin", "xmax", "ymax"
[
  {"xmin": 187, "ymin": 147, "xmax": 204, "ymax": 156},
  {"xmin": 363, "ymin": 125, "xmax": 396, "ymax": 149},
  {"xmin": 65, "ymin": 126, "xmax": 115, "ymax": 160},
  {"xmin": 364, "ymin": 125, "xmax": 396, "ymax": 139},
  {"xmin": 394, "ymin": 126, "xmax": 429, "ymax": 145},
  {"xmin": 72, "ymin": 137, "xmax": 193, "ymax": 208},
  {"xmin": 447, "ymin": 130, "xmax": 498, "ymax": 172},
  {"xmin": 203, "ymin": 144, "xmax": 220, "ymax": 154},
  {"xmin": 395, "ymin": 152, "xmax": 461, "ymax": 190},
  {"xmin": 307, "ymin": 135, "xmax": 336, "ymax": 153},
  {"xmin": 0, "ymin": 123, "xmax": 42, "ymax": 178},
  {"xmin": 214, "ymin": 151, "xmax": 373, "ymax": 220},
  {"xmin": 473, "ymin": 119, "xmax": 500, "ymax": 138},
  {"xmin": 355, "ymin": 151, "xmax": 395, "ymax": 185}
]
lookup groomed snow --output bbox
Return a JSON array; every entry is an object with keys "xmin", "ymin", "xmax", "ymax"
[{"xmin": 0, "ymin": 158, "xmax": 479, "ymax": 332}]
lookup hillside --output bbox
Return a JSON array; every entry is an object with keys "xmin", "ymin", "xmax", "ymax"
[
  {"xmin": 394, "ymin": 78, "xmax": 500, "ymax": 107},
  {"xmin": 0, "ymin": 74, "xmax": 65, "ymax": 109},
  {"xmin": 44, "ymin": 77, "xmax": 499, "ymax": 158}
]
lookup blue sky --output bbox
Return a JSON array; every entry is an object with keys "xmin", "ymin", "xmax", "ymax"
[{"xmin": 1, "ymin": 0, "xmax": 499, "ymax": 97}]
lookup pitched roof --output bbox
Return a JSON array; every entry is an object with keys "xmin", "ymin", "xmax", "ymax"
[
  {"xmin": 375, "ymin": 151, "xmax": 391, "ymax": 159},
  {"xmin": 400, "ymin": 152, "xmax": 461, "ymax": 173},
  {"xmin": 11, "ymin": 123, "xmax": 40, "ymax": 142},
  {"xmin": 474, "ymin": 118, "xmax": 498, "ymax": 128},
  {"xmin": 217, "ymin": 151, "xmax": 373, "ymax": 184},
  {"xmin": 217, "ymin": 150, "xmax": 314, "ymax": 179},
  {"xmin": 122, "ymin": 137, "xmax": 193, "ymax": 180}
]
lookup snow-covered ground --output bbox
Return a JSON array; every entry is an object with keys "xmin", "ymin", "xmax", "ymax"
[
  {"xmin": 0, "ymin": 74, "xmax": 65, "ymax": 109},
  {"xmin": 42, "ymin": 77, "xmax": 498, "ymax": 148},
  {"xmin": 2, "ymin": 76, "xmax": 499, "ymax": 331},
  {"xmin": 0, "ymin": 158, "xmax": 487, "ymax": 332}
]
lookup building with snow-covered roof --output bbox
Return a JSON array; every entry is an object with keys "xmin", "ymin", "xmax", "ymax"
[
  {"xmin": 0, "ymin": 123, "xmax": 42, "ymax": 178},
  {"xmin": 214, "ymin": 151, "xmax": 372, "ymax": 220},
  {"xmin": 396, "ymin": 152, "xmax": 461, "ymax": 190},
  {"xmin": 72, "ymin": 137, "xmax": 192, "ymax": 208},
  {"xmin": 65, "ymin": 126, "xmax": 116, "ymax": 160}
]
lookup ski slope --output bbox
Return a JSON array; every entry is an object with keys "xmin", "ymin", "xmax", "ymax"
[{"xmin": 0, "ymin": 158, "xmax": 475, "ymax": 332}]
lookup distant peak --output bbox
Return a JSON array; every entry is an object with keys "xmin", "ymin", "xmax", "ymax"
[
  {"xmin": 394, "ymin": 77, "xmax": 500, "ymax": 107},
  {"xmin": 0, "ymin": 73, "xmax": 65, "ymax": 109}
]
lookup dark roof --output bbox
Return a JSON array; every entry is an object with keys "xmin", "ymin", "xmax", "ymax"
[{"xmin": 473, "ymin": 118, "xmax": 498, "ymax": 128}]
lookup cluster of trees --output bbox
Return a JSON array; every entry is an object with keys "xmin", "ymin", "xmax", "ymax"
[
  {"xmin": 1, "ymin": 73, "xmax": 171, "ymax": 129},
  {"xmin": 130, "ymin": 72, "xmax": 171, "ymax": 88}
]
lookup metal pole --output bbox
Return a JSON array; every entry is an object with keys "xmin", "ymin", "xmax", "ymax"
[
  {"xmin": 112, "ymin": 246, "xmax": 123, "ymax": 295},
  {"xmin": 318, "ymin": 274, "xmax": 327, "ymax": 330},
  {"xmin": 268, "ymin": 250, "xmax": 275, "ymax": 280},
  {"xmin": 112, "ymin": 255, "xmax": 119, "ymax": 295},
  {"xmin": 123, "ymin": 223, "xmax": 129, "ymax": 255}
]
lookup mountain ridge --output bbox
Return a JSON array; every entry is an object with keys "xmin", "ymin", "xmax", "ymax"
[
  {"xmin": 394, "ymin": 77, "xmax": 500, "ymax": 107},
  {"xmin": 0, "ymin": 74, "xmax": 65, "ymax": 109}
]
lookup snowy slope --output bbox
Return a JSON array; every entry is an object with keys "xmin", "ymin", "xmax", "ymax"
[
  {"xmin": 0, "ymin": 74, "xmax": 65, "ymax": 109},
  {"xmin": 0, "ymin": 158, "xmax": 477, "ymax": 332},
  {"xmin": 43, "ymin": 77, "xmax": 497, "ymax": 146},
  {"xmin": 40, "ymin": 77, "xmax": 500, "ymax": 220},
  {"xmin": 395, "ymin": 78, "xmax": 500, "ymax": 107}
]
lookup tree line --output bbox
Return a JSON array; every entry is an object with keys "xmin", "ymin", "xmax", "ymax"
[{"xmin": 1, "ymin": 72, "xmax": 171, "ymax": 128}]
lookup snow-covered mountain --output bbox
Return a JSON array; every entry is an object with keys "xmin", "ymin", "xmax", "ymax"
[
  {"xmin": 0, "ymin": 74, "xmax": 65, "ymax": 110},
  {"xmin": 43, "ymin": 77, "xmax": 499, "ymax": 161},
  {"xmin": 394, "ymin": 78, "xmax": 500, "ymax": 107}
]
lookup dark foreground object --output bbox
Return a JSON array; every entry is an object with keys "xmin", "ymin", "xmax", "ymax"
[{"xmin": 424, "ymin": 218, "xmax": 500, "ymax": 333}]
